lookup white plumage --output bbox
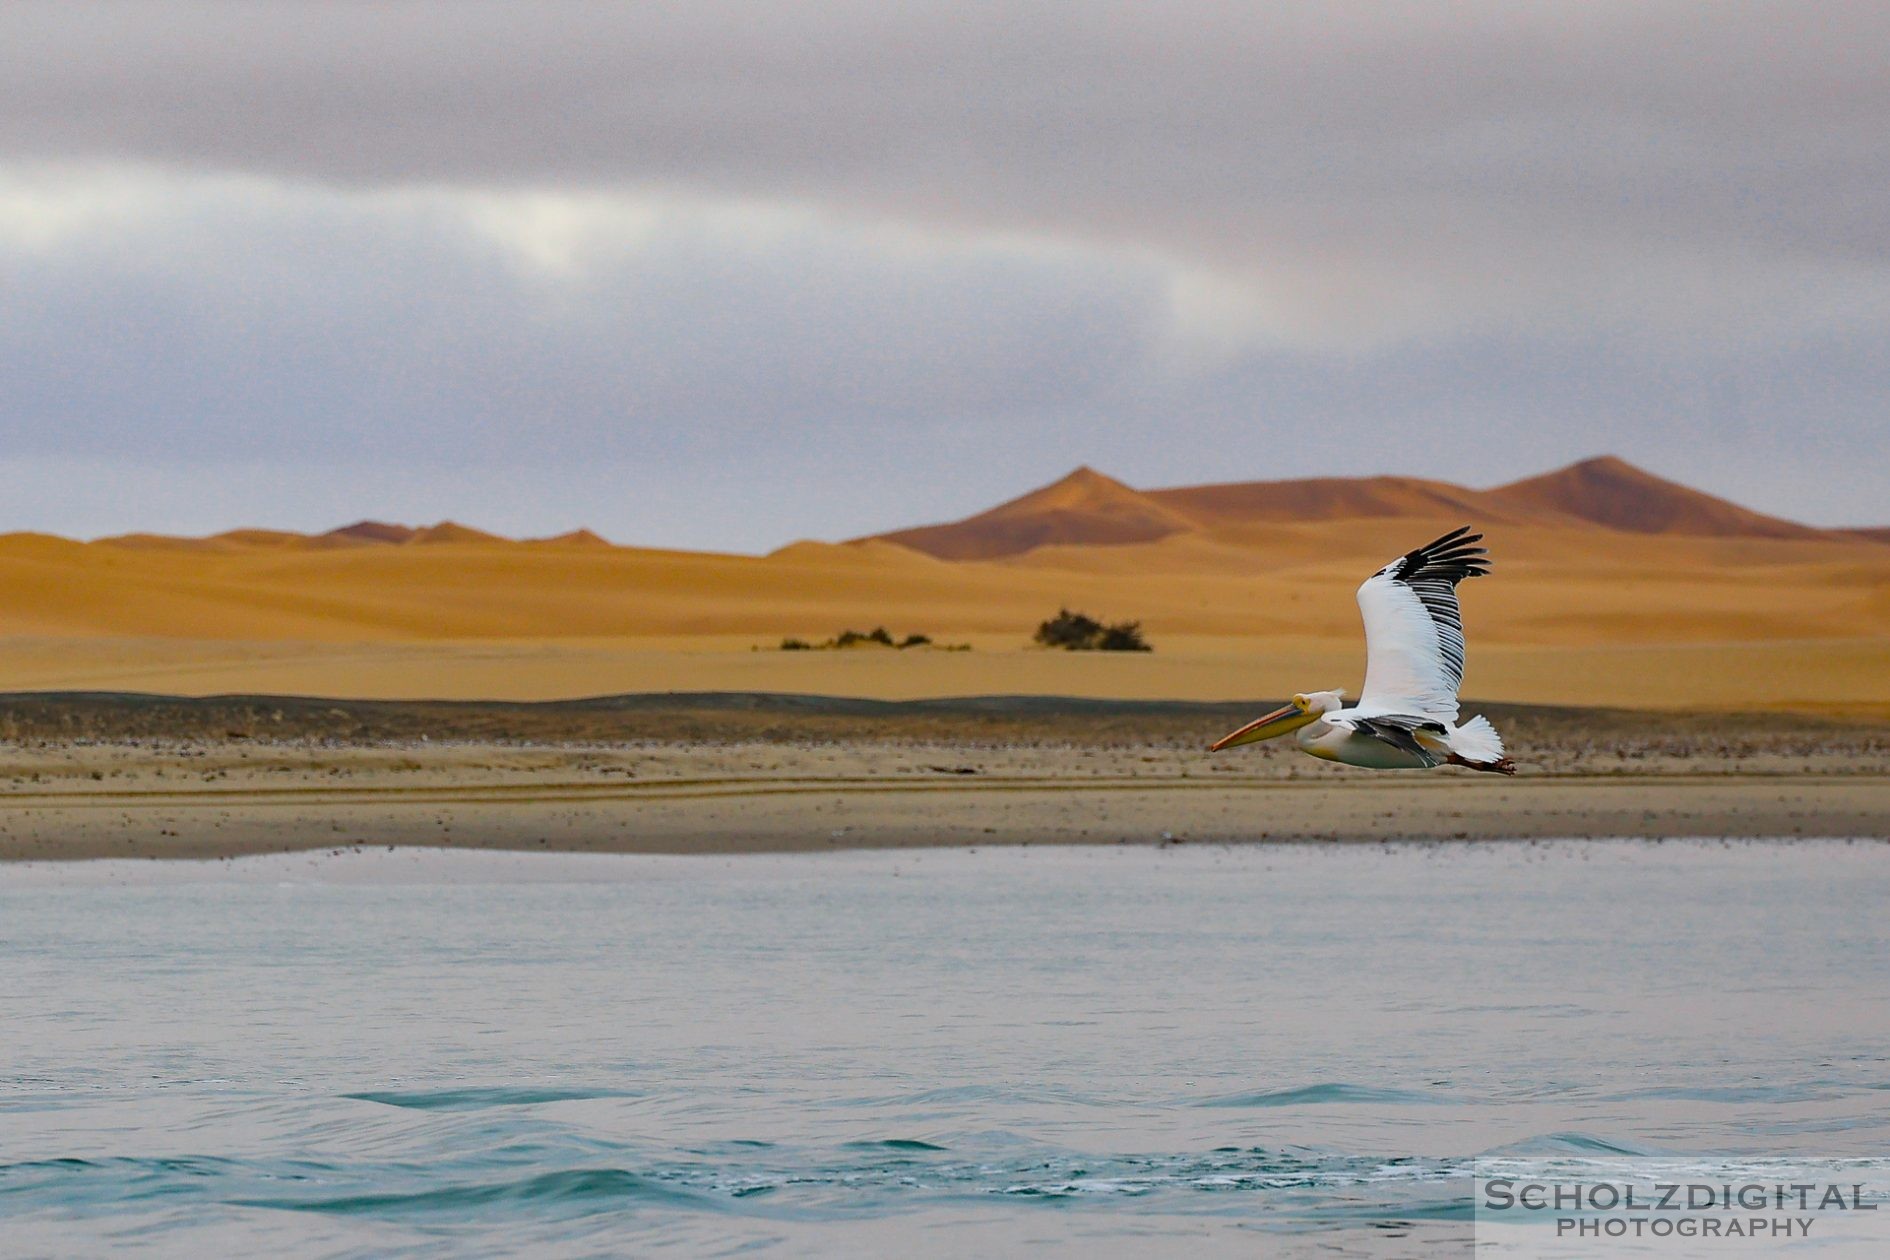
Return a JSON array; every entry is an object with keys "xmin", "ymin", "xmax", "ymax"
[
  {"xmin": 1356, "ymin": 563, "xmax": 1470, "ymax": 723},
  {"xmin": 1210, "ymin": 527, "xmax": 1514, "ymax": 774}
]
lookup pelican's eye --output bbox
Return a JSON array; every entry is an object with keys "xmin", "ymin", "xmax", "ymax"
[{"xmin": 1292, "ymin": 694, "xmax": 1309, "ymax": 710}]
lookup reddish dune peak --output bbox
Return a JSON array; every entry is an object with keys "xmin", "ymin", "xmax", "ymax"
[
  {"xmin": 1033, "ymin": 464, "xmax": 1123, "ymax": 494},
  {"xmin": 870, "ymin": 466, "xmax": 1195, "ymax": 560},
  {"xmin": 1486, "ymin": 456, "xmax": 1822, "ymax": 539},
  {"xmin": 533, "ymin": 528, "xmax": 613, "ymax": 547},
  {"xmin": 865, "ymin": 455, "xmax": 1845, "ymax": 559},
  {"xmin": 407, "ymin": 521, "xmax": 507, "ymax": 546},
  {"xmin": 322, "ymin": 520, "xmax": 418, "ymax": 545},
  {"xmin": 997, "ymin": 466, "xmax": 1163, "ymax": 511}
]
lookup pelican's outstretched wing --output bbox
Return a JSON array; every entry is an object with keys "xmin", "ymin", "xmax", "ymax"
[{"xmin": 1355, "ymin": 527, "xmax": 1490, "ymax": 723}]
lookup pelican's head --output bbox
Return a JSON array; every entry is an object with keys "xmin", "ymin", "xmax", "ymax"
[{"xmin": 1209, "ymin": 689, "xmax": 1345, "ymax": 751}]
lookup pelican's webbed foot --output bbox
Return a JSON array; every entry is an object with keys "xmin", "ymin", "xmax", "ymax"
[{"xmin": 1447, "ymin": 753, "xmax": 1517, "ymax": 776}]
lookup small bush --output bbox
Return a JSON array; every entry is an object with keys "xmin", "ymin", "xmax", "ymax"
[
  {"xmin": 1034, "ymin": 608, "xmax": 1152, "ymax": 652},
  {"xmin": 1034, "ymin": 608, "xmax": 1105, "ymax": 650},
  {"xmin": 1097, "ymin": 621, "xmax": 1151, "ymax": 652},
  {"xmin": 782, "ymin": 626, "xmax": 961, "ymax": 651},
  {"xmin": 832, "ymin": 626, "xmax": 895, "ymax": 648}
]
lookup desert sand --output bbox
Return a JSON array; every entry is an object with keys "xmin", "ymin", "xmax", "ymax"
[
  {"xmin": 1, "ymin": 457, "xmax": 1886, "ymax": 860},
  {"xmin": 2, "ymin": 635, "xmax": 1888, "ymax": 715},
  {"xmin": 2, "ymin": 458, "xmax": 1887, "ymax": 712}
]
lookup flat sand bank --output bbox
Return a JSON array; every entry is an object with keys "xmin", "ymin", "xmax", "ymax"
[
  {"xmin": 4, "ymin": 771, "xmax": 1885, "ymax": 861},
  {"xmin": 2, "ymin": 693, "xmax": 1885, "ymax": 860}
]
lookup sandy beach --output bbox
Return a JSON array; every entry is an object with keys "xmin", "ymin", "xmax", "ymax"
[{"xmin": 3, "ymin": 694, "xmax": 1884, "ymax": 860}]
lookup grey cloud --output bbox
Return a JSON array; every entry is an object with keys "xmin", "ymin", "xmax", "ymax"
[
  {"xmin": 1, "ymin": 2, "xmax": 1887, "ymax": 545},
  {"xmin": 7, "ymin": 3, "xmax": 1887, "ymax": 268},
  {"xmin": 3, "ymin": 173, "xmax": 1884, "ymax": 546},
  {"xmin": 0, "ymin": 180, "xmax": 1164, "ymax": 469}
]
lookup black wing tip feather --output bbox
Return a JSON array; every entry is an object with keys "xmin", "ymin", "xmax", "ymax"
[{"xmin": 1395, "ymin": 525, "xmax": 1492, "ymax": 583}]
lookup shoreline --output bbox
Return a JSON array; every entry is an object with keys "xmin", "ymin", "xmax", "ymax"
[
  {"xmin": 3, "ymin": 836, "xmax": 1884, "ymax": 889},
  {"xmin": 2, "ymin": 692, "xmax": 1886, "ymax": 860},
  {"xmin": 4, "ymin": 769, "xmax": 1887, "ymax": 862}
]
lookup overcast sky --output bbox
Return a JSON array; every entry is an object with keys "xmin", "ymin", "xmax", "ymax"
[{"xmin": 2, "ymin": 1, "xmax": 1885, "ymax": 548}]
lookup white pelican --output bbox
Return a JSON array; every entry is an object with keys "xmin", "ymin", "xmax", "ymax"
[{"xmin": 1210, "ymin": 527, "xmax": 1515, "ymax": 774}]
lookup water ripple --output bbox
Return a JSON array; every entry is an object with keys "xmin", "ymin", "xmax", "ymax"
[
  {"xmin": 6, "ymin": 841, "xmax": 1887, "ymax": 1255},
  {"xmin": 343, "ymin": 1086, "xmax": 638, "ymax": 1111},
  {"xmin": 1194, "ymin": 1082, "xmax": 1449, "ymax": 1108}
]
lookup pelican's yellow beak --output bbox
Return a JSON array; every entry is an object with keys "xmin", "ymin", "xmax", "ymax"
[{"xmin": 1209, "ymin": 700, "xmax": 1315, "ymax": 751}]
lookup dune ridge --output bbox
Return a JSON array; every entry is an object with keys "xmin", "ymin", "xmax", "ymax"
[
  {"xmin": 1, "ymin": 455, "xmax": 1885, "ymax": 709},
  {"xmin": 874, "ymin": 466, "xmax": 1199, "ymax": 559},
  {"xmin": 1480, "ymin": 456, "xmax": 1826, "ymax": 539},
  {"xmin": 874, "ymin": 455, "xmax": 1850, "ymax": 560},
  {"xmin": 63, "ymin": 455, "xmax": 1884, "ymax": 560}
]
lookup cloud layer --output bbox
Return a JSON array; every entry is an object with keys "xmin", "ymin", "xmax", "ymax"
[{"xmin": 2, "ymin": 2, "xmax": 1886, "ymax": 544}]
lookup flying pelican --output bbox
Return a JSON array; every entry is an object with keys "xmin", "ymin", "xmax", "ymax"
[{"xmin": 1209, "ymin": 527, "xmax": 1514, "ymax": 774}]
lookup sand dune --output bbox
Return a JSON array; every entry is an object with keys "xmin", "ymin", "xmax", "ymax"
[
  {"xmin": 531, "ymin": 528, "xmax": 613, "ymax": 547},
  {"xmin": 0, "ymin": 529, "xmax": 1886, "ymax": 709},
  {"xmin": 1, "ymin": 457, "xmax": 1886, "ymax": 708},
  {"xmin": 874, "ymin": 466, "xmax": 1197, "ymax": 559},
  {"xmin": 873, "ymin": 455, "xmax": 1845, "ymax": 559},
  {"xmin": 1482, "ymin": 456, "xmax": 1825, "ymax": 538},
  {"xmin": 8, "ymin": 519, "xmax": 1887, "ymax": 643},
  {"xmin": 1148, "ymin": 473, "xmax": 1541, "ymax": 530},
  {"xmin": 70, "ymin": 456, "xmax": 1876, "ymax": 563},
  {"xmin": 408, "ymin": 521, "xmax": 507, "ymax": 546},
  {"xmin": 325, "ymin": 520, "xmax": 419, "ymax": 545}
]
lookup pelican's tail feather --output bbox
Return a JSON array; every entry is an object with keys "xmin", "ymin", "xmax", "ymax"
[{"xmin": 1448, "ymin": 715, "xmax": 1506, "ymax": 764}]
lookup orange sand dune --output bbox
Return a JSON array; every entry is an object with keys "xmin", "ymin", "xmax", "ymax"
[
  {"xmin": 7, "ymin": 519, "xmax": 1883, "ymax": 643},
  {"xmin": 872, "ymin": 455, "xmax": 1844, "ymax": 559},
  {"xmin": 1, "ymin": 517, "xmax": 1888, "ymax": 710},
  {"xmin": 2, "ymin": 456, "xmax": 1885, "ymax": 709},
  {"xmin": 0, "ymin": 634, "xmax": 1886, "ymax": 715},
  {"xmin": 1148, "ymin": 473, "xmax": 1551, "ymax": 530},
  {"xmin": 874, "ymin": 467, "xmax": 1197, "ymax": 559}
]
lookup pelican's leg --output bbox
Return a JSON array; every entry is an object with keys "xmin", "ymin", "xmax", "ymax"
[{"xmin": 1447, "ymin": 753, "xmax": 1516, "ymax": 775}]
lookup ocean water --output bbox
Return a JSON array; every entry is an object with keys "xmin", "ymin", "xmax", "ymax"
[{"xmin": 2, "ymin": 840, "xmax": 1887, "ymax": 1257}]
